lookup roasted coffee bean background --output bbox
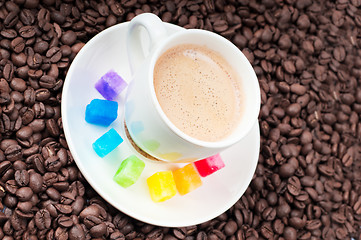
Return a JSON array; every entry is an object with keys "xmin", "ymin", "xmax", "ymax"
[{"xmin": 1, "ymin": 0, "xmax": 361, "ymax": 239}]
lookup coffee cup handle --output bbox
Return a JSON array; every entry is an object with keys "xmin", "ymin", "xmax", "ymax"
[{"xmin": 127, "ymin": 13, "xmax": 168, "ymax": 74}]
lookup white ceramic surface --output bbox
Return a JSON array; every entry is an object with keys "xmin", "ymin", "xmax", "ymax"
[{"xmin": 61, "ymin": 22, "xmax": 260, "ymax": 227}]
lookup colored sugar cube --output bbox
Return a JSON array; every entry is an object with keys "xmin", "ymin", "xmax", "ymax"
[
  {"xmin": 147, "ymin": 171, "xmax": 177, "ymax": 202},
  {"xmin": 85, "ymin": 99, "xmax": 118, "ymax": 126},
  {"xmin": 144, "ymin": 140, "xmax": 160, "ymax": 151},
  {"xmin": 173, "ymin": 163, "xmax": 202, "ymax": 195},
  {"xmin": 95, "ymin": 70, "xmax": 127, "ymax": 100},
  {"xmin": 130, "ymin": 121, "xmax": 144, "ymax": 135},
  {"xmin": 194, "ymin": 154, "xmax": 225, "ymax": 177},
  {"xmin": 113, "ymin": 155, "xmax": 145, "ymax": 188},
  {"xmin": 92, "ymin": 128, "xmax": 123, "ymax": 157}
]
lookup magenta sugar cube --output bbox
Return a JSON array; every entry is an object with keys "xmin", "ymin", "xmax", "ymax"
[
  {"xmin": 193, "ymin": 154, "xmax": 225, "ymax": 177},
  {"xmin": 95, "ymin": 70, "xmax": 127, "ymax": 100}
]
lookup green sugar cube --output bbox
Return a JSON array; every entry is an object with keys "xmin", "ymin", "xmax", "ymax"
[{"xmin": 113, "ymin": 155, "xmax": 145, "ymax": 188}]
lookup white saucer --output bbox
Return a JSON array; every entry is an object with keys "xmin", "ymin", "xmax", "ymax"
[{"xmin": 61, "ymin": 22, "xmax": 260, "ymax": 227}]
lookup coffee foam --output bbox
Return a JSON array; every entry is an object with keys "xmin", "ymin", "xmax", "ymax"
[{"xmin": 153, "ymin": 44, "xmax": 243, "ymax": 142}]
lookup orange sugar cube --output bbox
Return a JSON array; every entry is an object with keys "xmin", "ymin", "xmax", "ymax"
[{"xmin": 173, "ymin": 163, "xmax": 202, "ymax": 195}]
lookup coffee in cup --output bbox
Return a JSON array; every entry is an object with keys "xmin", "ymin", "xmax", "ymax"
[{"xmin": 153, "ymin": 44, "xmax": 243, "ymax": 142}]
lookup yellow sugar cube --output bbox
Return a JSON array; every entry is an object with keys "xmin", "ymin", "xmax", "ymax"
[{"xmin": 147, "ymin": 171, "xmax": 177, "ymax": 202}]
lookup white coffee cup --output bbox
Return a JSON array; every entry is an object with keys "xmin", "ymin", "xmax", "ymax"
[{"xmin": 124, "ymin": 13, "xmax": 260, "ymax": 162}]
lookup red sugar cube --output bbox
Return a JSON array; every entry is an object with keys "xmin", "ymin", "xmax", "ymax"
[{"xmin": 193, "ymin": 154, "xmax": 225, "ymax": 177}]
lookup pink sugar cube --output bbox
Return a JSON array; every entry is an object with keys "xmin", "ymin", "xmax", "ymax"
[{"xmin": 193, "ymin": 154, "xmax": 225, "ymax": 177}]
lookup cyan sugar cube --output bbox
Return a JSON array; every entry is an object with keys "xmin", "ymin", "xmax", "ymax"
[
  {"xmin": 92, "ymin": 128, "xmax": 123, "ymax": 157},
  {"xmin": 95, "ymin": 70, "xmax": 127, "ymax": 100},
  {"xmin": 113, "ymin": 155, "xmax": 145, "ymax": 188},
  {"xmin": 85, "ymin": 99, "xmax": 118, "ymax": 126}
]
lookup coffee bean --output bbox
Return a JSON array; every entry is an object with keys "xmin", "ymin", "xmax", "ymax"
[
  {"xmin": 68, "ymin": 223, "xmax": 85, "ymax": 240},
  {"xmin": 10, "ymin": 78, "xmax": 26, "ymax": 92},
  {"xmin": 19, "ymin": 9, "xmax": 35, "ymax": 25},
  {"xmin": 10, "ymin": 37, "xmax": 25, "ymax": 53},
  {"xmin": 53, "ymin": 227, "xmax": 68, "ymax": 240},
  {"xmin": 213, "ymin": 19, "xmax": 228, "ymax": 32},
  {"xmin": 4, "ymin": 11, "xmax": 19, "ymax": 28},
  {"xmin": 224, "ymin": 220, "xmax": 237, "ymax": 236},
  {"xmin": 15, "ymin": 126, "xmax": 33, "ymax": 141},
  {"xmin": 5, "ymin": 144, "xmax": 23, "ymax": 162},
  {"xmin": 46, "ymin": 47, "xmax": 62, "ymax": 63},
  {"xmin": 16, "ymin": 201, "xmax": 33, "ymax": 213},
  {"xmin": 279, "ymin": 163, "xmax": 296, "ymax": 178},
  {"xmin": 55, "ymin": 204, "xmax": 72, "ymax": 214},
  {"xmin": 14, "ymin": 170, "xmax": 29, "ymax": 187},
  {"xmin": 44, "ymin": 156, "xmax": 62, "ymax": 172},
  {"xmin": 46, "ymin": 118, "xmax": 60, "ymax": 137},
  {"xmin": 11, "ymin": 52, "xmax": 27, "ymax": 66},
  {"xmin": 258, "ymin": 222, "xmax": 272, "ymax": 239},
  {"xmin": 283, "ymin": 60, "xmax": 296, "ymax": 74},
  {"xmin": 109, "ymin": 2, "xmax": 125, "ymax": 16},
  {"xmin": 1, "ymin": 29, "xmax": 18, "ymax": 39},
  {"xmin": 35, "ymin": 209, "xmax": 51, "ymax": 230},
  {"xmin": 4, "ymin": 193, "xmax": 18, "ymax": 209},
  {"xmin": 290, "ymin": 83, "xmax": 307, "ymax": 95},
  {"xmin": 251, "ymin": 177, "xmax": 264, "ymax": 191},
  {"xmin": 305, "ymin": 219, "xmax": 322, "ymax": 231},
  {"xmin": 318, "ymin": 164, "xmax": 335, "ymax": 176},
  {"xmin": 27, "ymin": 53, "xmax": 42, "ymax": 69},
  {"xmin": 58, "ymin": 216, "xmax": 73, "ymax": 228},
  {"xmin": 89, "ymin": 222, "xmax": 107, "ymax": 237},
  {"xmin": 262, "ymin": 207, "xmax": 276, "ymax": 221},
  {"xmin": 287, "ymin": 176, "xmax": 301, "ymax": 196},
  {"xmin": 0, "ymin": 92, "xmax": 11, "ymax": 105},
  {"xmin": 300, "ymin": 176, "xmax": 314, "ymax": 187},
  {"xmin": 286, "ymin": 103, "xmax": 301, "ymax": 117},
  {"xmin": 29, "ymin": 171, "xmax": 43, "ymax": 193},
  {"xmin": 5, "ymin": 179, "xmax": 19, "ymax": 195},
  {"xmin": 45, "ymin": 187, "xmax": 60, "ymax": 201},
  {"xmin": 1, "ymin": 140, "xmax": 17, "ymax": 152},
  {"xmin": 289, "ymin": 217, "xmax": 306, "ymax": 229},
  {"xmin": 19, "ymin": 26, "xmax": 36, "ymax": 38},
  {"xmin": 39, "ymin": 75, "xmax": 56, "ymax": 89},
  {"xmin": 0, "ymin": 161, "xmax": 12, "ymax": 177},
  {"xmin": 61, "ymin": 30, "xmax": 77, "ymax": 45},
  {"xmin": 283, "ymin": 227, "xmax": 297, "ymax": 240},
  {"xmin": 32, "ymin": 103, "xmax": 45, "ymax": 119},
  {"xmin": 146, "ymin": 229, "xmax": 163, "ymax": 240},
  {"xmin": 84, "ymin": 215, "xmax": 101, "ymax": 228},
  {"xmin": 16, "ymin": 187, "xmax": 33, "ymax": 201}
]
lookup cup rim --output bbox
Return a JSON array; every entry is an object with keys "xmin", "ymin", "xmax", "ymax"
[{"xmin": 148, "ymin": 29, "xmax": 261, "ymax": 149}]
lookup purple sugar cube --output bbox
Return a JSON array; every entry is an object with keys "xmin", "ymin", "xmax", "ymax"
[{"xmin": 95, "ymin": 70, "xmax": 127, "ymax": 100}]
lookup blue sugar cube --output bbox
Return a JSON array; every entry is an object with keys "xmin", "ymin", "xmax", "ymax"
[
  {"xmin": 113, "ymin": 155, "xmax": 145, "ymax": 188},
  {"xmin": 92, "ymin": 128, "xmax": 123, "ymax": 157},
  {"xmin": 130, "ymin": 121, "xmax": 144, "ymax": 135},
  {"xmin": 85, "ymin": 99, "xmax": 118, "ymax": 126},
  {"xmin": 95, "ymin": 70, "xmax": 127, "ymax": 100}
]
